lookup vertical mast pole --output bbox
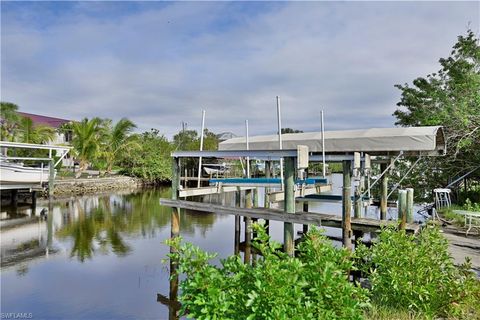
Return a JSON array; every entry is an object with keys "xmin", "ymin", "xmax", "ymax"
[
  {"xmin": 321, "ymin": 110, "xmax": 326, "ymax": 177},
  {"xmin": 197, "ymin": 110, "xmax": 206, "ymax": 188},
  {"xmin": 245, "ymin": 120, "xmax": 250, "ymax": 178},
  {"xmin": 276, "ymin": 96, "xmax": 284, "ymax": 190}
]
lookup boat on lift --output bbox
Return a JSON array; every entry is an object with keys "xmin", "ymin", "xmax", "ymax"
[
  {"xmin": 0, "ymin": 157, "xmax": 53, "ymax": 185},
  {"xmin": 203, "ymin": 163, "xmax": 230, "ymax": 175}
]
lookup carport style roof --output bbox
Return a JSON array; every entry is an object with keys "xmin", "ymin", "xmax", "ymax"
[{"xmin": 219, "ymin": 126, "xmax": 445, "ymax": 156}]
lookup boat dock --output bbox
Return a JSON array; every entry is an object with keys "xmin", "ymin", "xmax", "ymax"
[
  {"xmin": 164, "ymin": 126, "xmax": 446, "ymax": 257},
  {"xmin": 1, "ymin": 141, "xmax": 71, "ymax": 210},
  {"xmin": 160, "ymin": 199, "xmax": 420, "ymax": 234}
]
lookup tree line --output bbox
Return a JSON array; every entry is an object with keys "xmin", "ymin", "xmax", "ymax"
[{"xmin": 0, "ymin": 103, "xmax": 219, "ymax": 182}]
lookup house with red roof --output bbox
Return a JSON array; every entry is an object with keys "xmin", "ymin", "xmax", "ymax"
[{"xmin": 18, "ymin": 112, "xmax": 74, "ymax": 145}]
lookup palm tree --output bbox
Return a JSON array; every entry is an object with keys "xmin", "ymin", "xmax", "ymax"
[
  {"xmin": 101, "ymin": 118, "xmax": 138, "ymax": 174},
  {"xmin": 71, "ymin": 117, "xmax": 103, "ymax": 178},
  {"xmin": 18, "ymin": 116, "xmax": 55, "ymax": 144},
  {"xmin": 0, "ymin": 102, "xmax": 20, "ymax": 141}
]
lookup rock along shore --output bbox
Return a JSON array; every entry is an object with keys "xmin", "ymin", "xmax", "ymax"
[{"xmin": 51, "ymin": 176, "xmax": 144, "ymax": 197}]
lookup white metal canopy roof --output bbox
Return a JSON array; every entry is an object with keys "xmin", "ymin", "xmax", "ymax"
[{"xmin": 219, "ymin": 126, "xmax": 445, "ymax": 156}]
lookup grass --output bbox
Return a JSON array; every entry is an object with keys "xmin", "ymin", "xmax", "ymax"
[
  {"xmin": 439, "ymin": 206, "xmax": 467, "ymax": 227},
  {"xmin": 365, "ymin": 306, "xmax": 427, "ymax": 320}
]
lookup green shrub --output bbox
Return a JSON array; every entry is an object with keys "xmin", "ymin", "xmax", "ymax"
[
  {"xmin": 356, "ymin": 225, "xmax": 480, "ymax": 318},
  {"xmin": 167, "ymin": 225, "xmax": 369, "ymax": 320},
  {"xmin": 463, "ymin": 198, "xmax": 480, "ymax": 212}
]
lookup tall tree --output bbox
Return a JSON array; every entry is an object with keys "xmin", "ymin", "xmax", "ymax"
[
  {"xmin": 71, "ymin": 117, "xmax": 103, "ymax": 178},
  {"xmin": 99, "ymin": 118, "xmax": 138, "ymax": 174},
  {"xmin": 18, "ymin": 116, "xmax": 55, "ymax": 144},
  {"xmin": 0, "ymin": 102, "xmax": 20, "ymax": 141},
  {"xmin": 393, "ymin": 30, "xmax": 480, "ymax": 199}
]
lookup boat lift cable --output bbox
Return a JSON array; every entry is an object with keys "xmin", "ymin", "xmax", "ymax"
[
  {"xmin": 387, "ymin": 157, "xmax": 422, "ymax": 199},
  {"xmin": 359, "ymin": 151, "xmax": 404, "ymax": 200},
  {"xmin": 445, "ymin": 165, "xmax": 480, "ymax": 189}
]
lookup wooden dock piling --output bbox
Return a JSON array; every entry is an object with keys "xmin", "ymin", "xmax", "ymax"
[
  {"xmin": 284, "ymin": 157, "xmax": 295, "ymax": 256},
  {"xmin": 11, "ymin": 189, "xmax": 18, "ymax": 207},
  {"xmin": 398, "ymin": 190, "xmax": 407, "ymax": 230},
  {"xmin": 380, "ymin": 163, "xmax": 388, "ymax": 220},
  {"xmin": 31, "ymin": 191, "xmax": 37, "ymax": 212},
  {"xmin": 264, "ymin": 161, "xmax": 271, "ymax": 234},
  {"xmin": 244, "ymin": 189, "xmax": 253, "ymax": 263},
  {"xmin": 342, "ymin": 160, "xmax": 352, "ymax": 250},
  {"xmin": 406, "ymin": 188, "xmax": 414, "ymax": 223},
  {"xmin": 234, "ymin": 190, "xmax": 241, "ymax": 255},
  {"xmin": 303, "ymin": 202, "xmax": 309, "ymax": 234},
  {"xmin": 169, "ymin": 158, "xmax": 180, "ymax": 320},
  {"xmin": 48, "ymin": 159, "xmax": 55, "ymax": 198}
]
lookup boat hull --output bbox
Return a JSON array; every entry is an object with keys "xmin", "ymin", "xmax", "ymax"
[{"xmin": 1, "ymin": 164, "xmax": 52, "ymax": 184}]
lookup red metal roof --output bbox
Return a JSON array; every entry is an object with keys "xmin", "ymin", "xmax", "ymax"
[{"xmin": 18, "ymin": 112, "xmax": 72, "ymax": 128}]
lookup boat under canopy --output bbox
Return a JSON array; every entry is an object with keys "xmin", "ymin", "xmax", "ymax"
[{"xmin": 218, "ymin": 126, "xmax": 445, "ymax": 156}]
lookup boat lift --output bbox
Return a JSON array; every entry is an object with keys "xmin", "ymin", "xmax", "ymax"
[{"xmin": 0, "ymin": 141, "xmax": 72, "ymax": 196}]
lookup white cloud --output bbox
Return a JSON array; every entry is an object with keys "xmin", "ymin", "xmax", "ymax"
[{"xmin": 1, "ymin": 2, "xmax": 478, "ymax": 137}]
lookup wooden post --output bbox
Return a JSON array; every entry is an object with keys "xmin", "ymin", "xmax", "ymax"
[
  {"xmin": 354, "ymin": 185, "xmax": 362, "ymax": 219},
  {"xmin": 31, "ymin": 191, "xmax": 37, "ymax": 213},
  {"xmin": 284, "ymin": 157, "xmax": 295, "ymax": 256},
  {"xmin": 48, "ymin": 159, "xmax": 55, "ymax": 198},
  {"xmin": 398, "ymin": 190, "xmax": 407, "ymax": 230},
  {"xmin": 169, "ymin": 157, "xmax": 180, "ymax": 319},
  {"xmin": 264, "ymin": 161, "xmax": 271, "ymax": 234},
  {"xmin": 234, "ymin": 190, "xmax": 241, "ymax": 255},
  {"xmin": 380, "ymin": 163, "xmax": 388, "ymax": 220},
  {"xmin": 406, "ymin": 188, "xmax": 414, "ymax": 223},
  {"xmin": 47, "ymin": 200, "xmax": 53, "ymax": 256},
  {"xmin": 244, "ymin": 189, "xmax": 252, "ymax": 263},
  {"xmin": 184, "ymin": 168, "xmax": 187, "ymax": 188},
  {"xmin": 252, "ymin": 188, "xmax": 259, "ymax": 239},
  {"xmin": 171, "ymin": 157, "xmax": 180, "ymax": 237},
  {"xmin": 11, "ymin": 189, "xmax": 18, "ymax": 207},
  {"xmin": 302, "ymin": 202, "xmax": 309, "ymax": 234},
  {"xmin": 342, "ymin": 160, "xmax": 352, "ymax": 250}
]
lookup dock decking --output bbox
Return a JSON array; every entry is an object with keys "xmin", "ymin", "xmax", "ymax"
[{"xmin": 160, "ymin": 199, "xmax": 420, "ymax": 234}]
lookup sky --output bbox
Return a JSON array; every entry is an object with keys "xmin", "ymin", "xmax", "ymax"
[{"xmin": 1, "ymin": 1, "xmax": 479, "ymax": 138}]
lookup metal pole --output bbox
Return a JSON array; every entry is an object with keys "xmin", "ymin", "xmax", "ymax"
[
  {"xmin": 321, "ymin": 110, "xmax": 326, "ymax": 177},
  {"xmin": 197, "ymin": 110, "xmax": 206, "ymax": 188},
  {"xmin": 276, "ymin": 96, "xmax": 284, "ymax": 190},
  {"xmin": 245, "ymin": 120, "xmax": 250, "ymax": 178}
]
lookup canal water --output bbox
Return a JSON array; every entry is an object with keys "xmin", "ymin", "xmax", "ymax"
[{"xmin": 1, "ymin": 175, "xmax": 423, "ymax": 319}]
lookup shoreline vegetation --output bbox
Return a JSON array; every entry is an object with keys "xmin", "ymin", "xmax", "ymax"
[{"xmin": 167, "ymin": 224, "xmax": 480, "ymax": 320}]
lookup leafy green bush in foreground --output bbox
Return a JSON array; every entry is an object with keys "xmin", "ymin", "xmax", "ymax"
[
  {"xmin": 167, "ymin": 224, "xmax": 480, "ymax": 319},
  {"xmin": 167, "ymin": 225, "xmax": 369, "ymax": 320},
  {"xmin": 356, "ymin": 225, "xmax": 480, "ymax": 319}
]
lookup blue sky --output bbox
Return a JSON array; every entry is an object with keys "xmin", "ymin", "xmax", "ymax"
[{"xmin": 1, "ymin": 1, "xmax": 479, "ymax": 137}]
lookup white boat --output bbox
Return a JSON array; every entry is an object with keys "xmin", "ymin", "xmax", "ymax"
[
  {"xmin": 0, "ymin": 159, "xmax": 53, "ymax": 185},
  {"xmin": 203, "ymin": 163, "xmax": 230, "ymax": 175}
]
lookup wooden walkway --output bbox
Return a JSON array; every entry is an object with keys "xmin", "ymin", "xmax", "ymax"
[{"xmin": 160, "ymin": 199, "xmax": 420, "ymax": 233}]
